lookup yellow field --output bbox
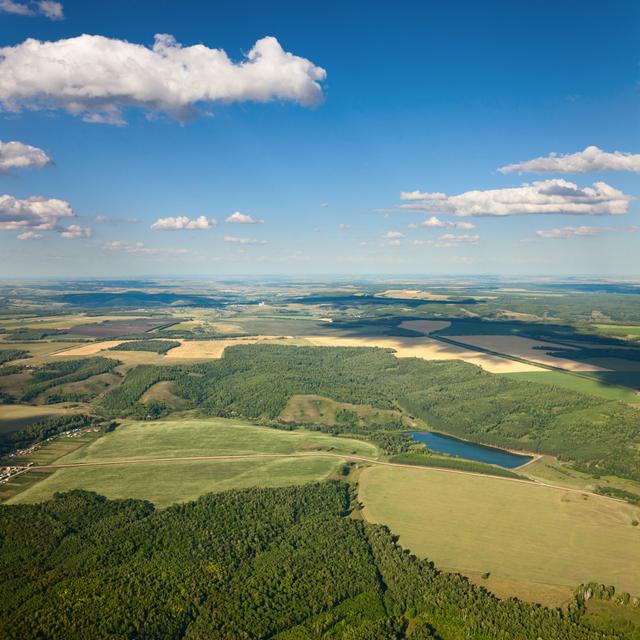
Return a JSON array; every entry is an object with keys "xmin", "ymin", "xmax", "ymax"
[
  {"xmin": 359, "ymin": 465, "xmax": 640, "ymax": 604},
  {"xmin": 164, "ymin": 336, "xmax": 286, "ymax": 359},
  {"xmin": 305, "ymin": 335, "xmax": 541, "ymax": 373},
  {"xmin": 447, "ymin": 334, "xmax": 611, "ymax": 372},
  {"xmin": 0, "ymin": 403, "xmax": 84, "ymax": 434},
  {"xmin": 399, "ymin": 319, "xmax": 451, "ymax": 334},
  {"xmin": 1, "ymin": 341, "xmax": 88, "ymax": 360},
  {"xmin": 53, "ymin": 340, "xmax": 125, "ymax": 356}
]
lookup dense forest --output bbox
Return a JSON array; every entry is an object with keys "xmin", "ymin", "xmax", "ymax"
[
  {"xmin": 19, "ymin": 357, "xmax": 119, "ymax": 402},
  {"xmin": 0, "ymin": 482, "xmax": 625, "ymax": 639},
  {"xmin": 109, "ymin": 340, "xmax": 181, "ymax": 354},
  {"xmin": 97, "ymin": 344, "xmax": 640, "ymax": 480}
]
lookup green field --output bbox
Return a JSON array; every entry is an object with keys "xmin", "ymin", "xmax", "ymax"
[
  {"xmin": 11, "ymin": 457, "xmax": 341, "ymax": 508},
  {"xmin": 359, "ymin": 465, "xmax": 640, "ymax": 604},
  {"xmin": 503, "ymin": 370, "xmax": 640, "ymax": 404},
  {"xmin": 9, "ymin": 418, "xmax": 378, "ymax": 506},
  {"xmin": 593, "ymin": 323, "xmax": 640, "ymax": 339}
]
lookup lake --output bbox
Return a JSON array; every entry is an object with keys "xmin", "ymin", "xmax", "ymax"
[{"xmin": 410, "ymin": 431, "xmax": 533, "ymax": 469}]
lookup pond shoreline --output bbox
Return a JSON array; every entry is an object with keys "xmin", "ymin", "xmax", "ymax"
[{"xmin": 410, "ymin": 430, "xmax": 538, "ymax": 469}]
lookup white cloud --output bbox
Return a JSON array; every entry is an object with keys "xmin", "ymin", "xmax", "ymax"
[
  {"xmin": 0, "ymin": 0, "xmax": 63, "ymax": 19},
  {"xmin": 413, "ymin": 233, "xmax": 480, "ymax": 248},
  {"xmin": 94, "ymin": 215, "xmax": 138, "ymax": 224},
  {"xmin": 16, "ymin": 230, "xmax": 43, "ymax": 240},
  {"xmin": 338, "ymin": 223, "xmax": 350, "ymax": 230},
  {"xmin": 499, "ymin": 146, "xmax": 640, "ymax": 174},
  {"xmin": 382, "ymin": 230, "xmax": 405, "ymax": 239},
  {"xmin": 0, "ymin": 140, "xmax": 52, "ymax": 171},
  {"xmin": 101, "ymin": 240, "xmax": 189, "ymax": 255},
  {"xmin": 223, "ymin": 235, "xmax": 267, "ymax": 245},
  {"xmin": 535, "ymin": 225, "xmax": 637, "ymax": 239},
  {"xmin": 0, "ymin": 34, "xmax": 326, "ymax": 124},
  {"xmin": 400, "ymin": 190, "xmax": 447, "ymax": 201},
  {"xmin": 60, "ymin": 224, "xmax": 92, "ymax": 238},
  {"xmin": 399, "ymin": 179, "xmax": 632, "ymax": 216},
  {"xmin": 225, "ymin": 211, "xmax": 263, "ymax": 224},
  {"xmin": 151, "ymin": 215, "xmax": 217, "ymax": 230},
  {"xmin": 36, "ymin": 0, "xmax": 62, "ymax": 19},
  {"xmin": 0, "ymin": 194, "xmax": 74, "ymax": 231},
  {"xmin": 408, "ymin": 215, "xmax": 476, "ymax": 230}
]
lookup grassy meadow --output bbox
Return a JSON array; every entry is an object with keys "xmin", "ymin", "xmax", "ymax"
[
  {"xmin": 9, "ymin": 418, "xmax": 378, "ymax": 506},
  {"xmin": 10, "ymin": 457, "xmax": 341, "ymax": 508},
  {"xmin": 359, "ymin": 465, "xmax": 640, "ymax": 605}
]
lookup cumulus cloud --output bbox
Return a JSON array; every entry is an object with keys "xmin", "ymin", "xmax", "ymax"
[
  {"xmin": 499, "ymin": 146, "xmax": 640, "ymax": 174},
  {"xmin": 535, "ymin": 225, "xmax": 637, "ymax": 239},
  {"xmin": 408, "ymin": 215, "xmax": 476, "ymax": 230},
  {"xmin": 225, "ymin": 211, "xmax": 263, "ymax": 224},
  {"xmin": 101, "ymin": 240, "xmax": 189, "ymax": 255},
  {"xmin": 338, "ymin": 223, "xmax": 350, "ymax": 230},
  {"xmin": 0, "ymin": 0, "xmax": 63, "ymax": 19},
  {"xmin": 382, "ymin": 230, "xmax": 405, "ymax": 239},
  {"xmin": 400, "ymin": 190, "xmax": 447, "ymax": 201},
  {"xmin": 0, "ymin": 34, "xmax": 326, "ymax": 124},
  {"xmin": 16, "ymin": 230, "xmax": 43, "ymax": 240},
  {"xmin": 0, "ymin": 193, "xmax": 96, "ymax": 238},
  {"xmin": 60, "ymin": 224, "xmax": 92, "ymax": 238},
  {"xmin": 151, "ymin": 215, "xmax": 217, "ymax": 230},
  {"xmin": 0, "ymin": 194, "xmax": 74, "ymax": 230},
  {"xmin": 399, "ymin": 179, "xmax": 632, "ymax": 216},
  {"xmin": 0, "ymin": 140, "xmax": 52, "ymax": 171},
  {"xmin": 223, "ymin": 235, "xmax": 267, "ymax": 245}
]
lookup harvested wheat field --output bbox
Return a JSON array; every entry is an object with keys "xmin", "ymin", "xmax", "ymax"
[
  {"xmin": 305, "ymin": 335, "xmax": 541, "ymax": 373},
  {"xmin": 54, "ymin": 341, "xmax": 125, "ymax": 356},
  {"xmin": 164, "ymin": 336, "xmax": 286, "ymax": 359},
  {"xmin": 448, "ymin": 335, "xmax": 611, "ymax": 372}
]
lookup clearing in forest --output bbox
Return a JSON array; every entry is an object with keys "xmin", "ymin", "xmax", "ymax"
[{"xmin": 9, "ymin": 418, "xmax": 377, "ymax": 506}]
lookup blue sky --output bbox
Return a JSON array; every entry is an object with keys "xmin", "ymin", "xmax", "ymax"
[{"xmin": 0, "ymin": 0, "xmax": 639, "ymax": 276}]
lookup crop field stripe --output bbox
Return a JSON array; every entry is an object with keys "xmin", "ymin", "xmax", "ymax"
[{"xmin": 30, "ymin": 451, "xmax": 629, "ymax": 504}]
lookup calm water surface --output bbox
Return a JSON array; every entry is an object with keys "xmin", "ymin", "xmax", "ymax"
[{"xmin": 410, "ymin": 431, "xmax": 532, "ymax": 469}]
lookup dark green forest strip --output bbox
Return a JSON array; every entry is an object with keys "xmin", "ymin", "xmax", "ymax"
[
  {"xmin": 20, "ymin": 357, "xmax": 119, "ymax": 402},
  {"xmin": 109, "ymin": 340, "xmax": 181, "ymax": 354},
  {"xmin": 0, "ymin": 349, "xmax": 29, "ymax": 364}
]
